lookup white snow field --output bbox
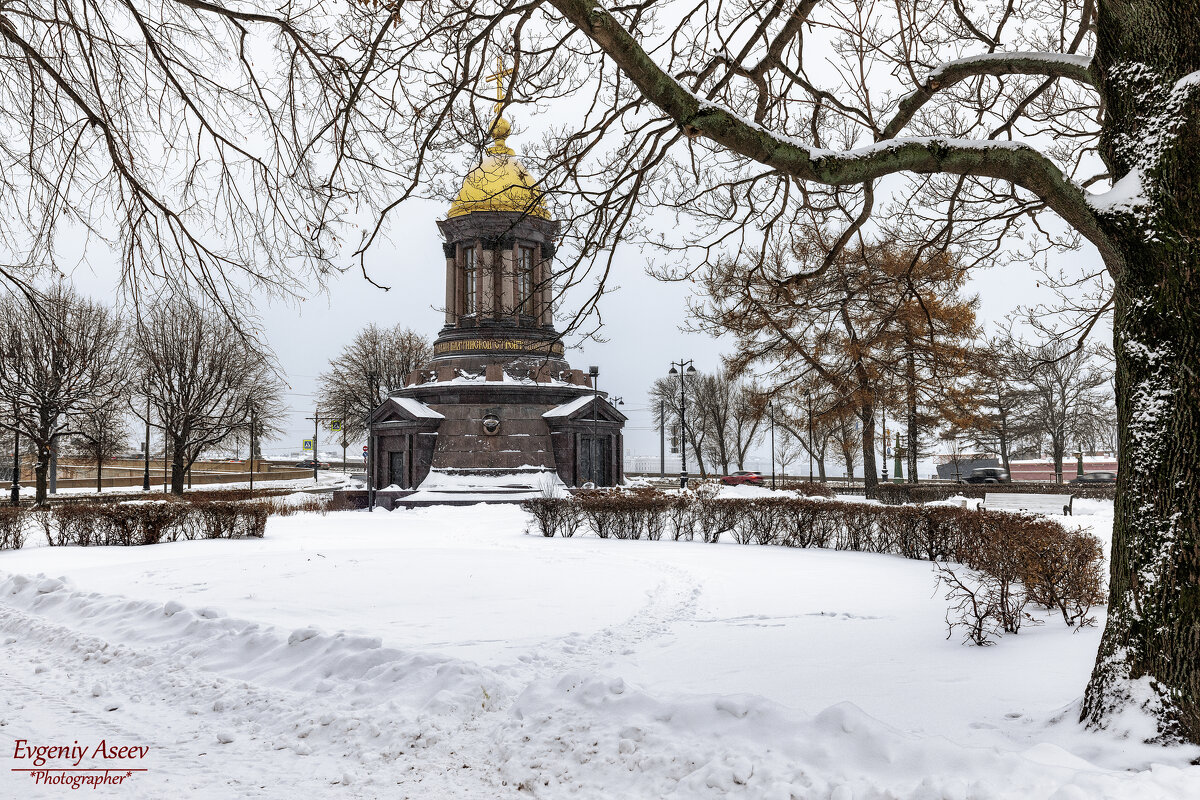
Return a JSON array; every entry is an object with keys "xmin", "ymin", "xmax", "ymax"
[{"xmin": 0, "ymin": 500, "xmax": 1197, "ymax": 798}]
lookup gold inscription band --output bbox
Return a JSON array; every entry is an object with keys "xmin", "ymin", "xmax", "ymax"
[{"xmin": 433, "ymin": 338, "xmax": 565, "ymax": 356}]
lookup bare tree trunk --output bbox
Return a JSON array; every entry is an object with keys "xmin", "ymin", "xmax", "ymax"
[
  {"xmin": 96, "ymin": 454, "xmax": 103, "ymax": 494},
  {"xmin": 171, "ymin": 436, "xmax": 186, "ymax": 495},
  {"xmin": 859, "ymin": 403, "xmax": 878, "ymax": 496},
  {"xmin": 33, "ymin": 442, "xmax": 49, "ymax": 506},
  {"xmin": 1051, "ymin": 433, "xmax": 1065, "ymax": 484}
]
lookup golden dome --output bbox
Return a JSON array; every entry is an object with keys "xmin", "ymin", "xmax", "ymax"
[{"xmin": 448, "ymin": 115, "xmax": 549, "ymax": 219}]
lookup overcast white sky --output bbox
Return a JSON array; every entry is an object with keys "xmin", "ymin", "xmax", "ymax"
[
  {"xmin": 53, "ymin": 20, "xmax": 1106, "ymax": 476},
  {"xmin": 58, "ymin": 171, "xmax": 1095, "ymax": 475}
]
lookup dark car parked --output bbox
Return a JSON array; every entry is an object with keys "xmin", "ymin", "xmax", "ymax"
[
  {"xmin": 720, "ymin": 471, "xmax": 765, "ymax": 486},
  {"xmin": 1070, "ymin": 471, "xmax": 1117, "ymax": 485},
  {"xmin": 294, "ymin": 459, "xmax": 331, "ymax": 470},
  {"xmin": 962, "ymin": 467, "xmax": 1011, "ymax": 484}
]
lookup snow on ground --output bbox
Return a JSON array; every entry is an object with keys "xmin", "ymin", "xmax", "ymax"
[{"xmin": 0, "ymin": 499, "xmax": 1194, "ymax": 798}]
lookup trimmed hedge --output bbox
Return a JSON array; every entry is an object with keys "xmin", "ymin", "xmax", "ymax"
[
  {"xmin": 522, "ymin": 492, "xmax": 1105, "ymax": 644},
  {"xmin": 873, "ymin": 482, "xmax": 1115, "ymax": 505},
  {"xmin": 0, "ymin": 500, "xmax": 275, "ymax": 549}
]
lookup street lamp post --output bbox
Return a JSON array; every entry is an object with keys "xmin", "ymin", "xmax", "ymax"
[
  {"xmin": 588, "ymin": 365, "xmax": 600, "ymax": 485},
  {"xmin": 658, "ymin": 400, "xmax": 665, "ymax": 479},
  {"xmin": 880, "ymin": 406, "xmax": 889, "ymax": 483},
  {"xmin": 668, "ymin": 360, "xmax": 697, "ymax": 489}
]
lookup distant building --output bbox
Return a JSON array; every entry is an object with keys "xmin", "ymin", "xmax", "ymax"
[{"xmin": 1007, "ymin": 455, "xmax": 1118, "ymax": 482}]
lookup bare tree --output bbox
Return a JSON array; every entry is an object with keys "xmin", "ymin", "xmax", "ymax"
[
  {"xmin": 72, "ymin": 404, "xmax": 131, "ymax": 493},
  {"xmin": 317, "ymin": 324, "xmax": 432, "ymax": 443},
  {"xmin": 650, "ymin": 372, "xmax": 708, "ymax": 478},
  {"xmin": 1015, "ymin": 338, "xmax": 1113, "ymax": 483},
  {"xmin": 729, "ymin": 383, "xmax": 767, "ymax": 471},
  {"xmin": 0, "ymin": 284, "xmax": 126, "ymax": 503},
  {"xmin": 132, "ymin": 302, "xmax": 282, "ymax": 494},
  {"xmin": 949, "ymin": 341, "xmax": 1041, "ymax": 474},
  {"xmin": 0, "ymin": 0, "xmax": 390, "ymax": 311},
  {"xmin": 774, "ymin": 426, "xmax": 803, "ymax": 480},
  {"xmin": 652, "ymin": 369, "xmax": 765, "ymax": 476}
]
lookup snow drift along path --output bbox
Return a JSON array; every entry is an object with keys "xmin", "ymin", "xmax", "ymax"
[{"xmin": 0, "ymin": 501, "xmax": 1196, "ymax": 798}]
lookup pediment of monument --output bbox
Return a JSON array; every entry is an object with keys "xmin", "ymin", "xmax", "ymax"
[
  {"xmin": 367, "ymin": 397, "xmax": 446, "ymax": 426},
  {"xmin": 542, "ymin": 395, "xmax": 628, "ymax": 425}
]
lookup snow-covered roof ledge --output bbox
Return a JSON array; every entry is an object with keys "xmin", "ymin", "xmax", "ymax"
[
  {"xmin": 388, "ymin": 397, "xmax": 445, "ymax": 420},
  {"xmin": 543, "ymin": 396, "xmax": 595, "ymax": 419},
  {"xmin": 543, "ymin": 394, "xmax": 629, "ymax": 422}
]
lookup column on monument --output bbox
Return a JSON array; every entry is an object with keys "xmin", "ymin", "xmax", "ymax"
[
  {"xmin": 455, "ymin": 242, "xmax": 467, "ymax": 320},
  {"xmin": 500, "ymin": 242, "xmax": 516, "ymax": 320},
  {"xmin": 479, "ymin": 244, "xmax": 496, "ymax": 319},
  {"xmin": 536, "ymin": 244, "xmax": 553, "ymax": 327},
  {"xmin": 443, "ymin": 243, "xmax": 456, "ymax": 325}
]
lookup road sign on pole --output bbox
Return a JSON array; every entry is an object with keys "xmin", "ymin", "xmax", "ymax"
[
  {"xmin": 303, "ymin": 439, "xmax": 314, "ymax": 453},
  {"xmin": 331, "ymin": 420, "xmax": 343, "ymax": 432}
]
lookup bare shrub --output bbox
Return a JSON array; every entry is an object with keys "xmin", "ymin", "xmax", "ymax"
[
  {"xmin": 46, "ymin": 499, "xmax": 268, "ymax": 546},
  {"xmin": 53, "ymin": 504, "xmax": 98, "ymax": 546},
  {"xmin": 734, "ymin": 499, "xmax": 780, "ymax": 545},
  {"xmin": 523, "ymin": 497, "xmax": 577, "ymax": 538},
  {"xmin": 629, "ymin": 491, "xmax": 671, "ymax": 541},
  {"xmin": 970, "ymin": 516, "xmax": 1032, "ymax": 634},
  {"xmin": 267, "ymin": 496, "xmax": 329, "ymax": 517},
  {"xmin": 875, "ymin": 506, "xmax": 921, "ymax": 558},
  {"xmin": 668, "ymin": 495, "xmax": 697, "ymax": 541},
  {"xmin": 1020, "ymin": 524, "xmax": 1106, "ymax": 627},
  {"xmin": 696, "ymin": 498, "xmax": 740, "ymax": 543},
  {"xmin": 0, "ymin": 507, "xmax": 25, "ymax": 550},
  {"xmin": 789, "ymin": 483, "xmax": 837, "ymax": 499},
  {"xmin": 937, "ymin": 563, "xmax": 1003, "ymax": 646},
  {"xmin": 836, "ymin": 506, "xmax": 878, "ymax": 551},
  {"xmin": 577, "ymin": 491, "xmax": 624, "ymax": 539}
]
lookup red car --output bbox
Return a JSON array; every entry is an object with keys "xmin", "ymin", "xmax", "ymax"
[{"xmin": 721, "ymin": 471, "xmax": 764, "ymax": 486}]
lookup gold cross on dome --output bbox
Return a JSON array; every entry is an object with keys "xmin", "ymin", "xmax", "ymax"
[{"xmin": 484, "ymin": 56, "xmax": 514, "ymax": 116}]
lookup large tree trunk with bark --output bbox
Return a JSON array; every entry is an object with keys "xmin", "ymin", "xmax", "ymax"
[{"xmin": 1081, "ymin": 0, "xmax": 1200, "ymax": 743}]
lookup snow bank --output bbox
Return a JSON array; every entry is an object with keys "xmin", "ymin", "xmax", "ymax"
[
  {"xmin": 0, "ymin": 500, "xmax": 1195, "ymax": 798},
  {"xmin": 497, "ymin": 671, "xmax": 1200, "ymax": 799}
]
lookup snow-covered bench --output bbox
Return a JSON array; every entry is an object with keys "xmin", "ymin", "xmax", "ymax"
[{"xmin": 982, "ymin": 492, "xmax": 1072, "ymax": 516}]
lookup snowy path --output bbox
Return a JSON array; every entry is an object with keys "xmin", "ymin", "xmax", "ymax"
[{"xmin": 0, "ymin": 501, "xmax": 1197, "ymax": 798}]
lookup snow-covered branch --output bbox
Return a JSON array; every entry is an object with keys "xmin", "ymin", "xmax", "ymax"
[
  {"xmin": 550, "ymin": 0, "xmax": 1116, "ymax": 268},
  {"xmin": 882, "ymin": 52, "xmax": 1096, "ymax": 140}
]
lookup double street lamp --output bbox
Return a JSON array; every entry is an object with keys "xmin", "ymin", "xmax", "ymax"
[{"xmin": 668, "ymin": 360, "xmax": 697, "ymax": 488}]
